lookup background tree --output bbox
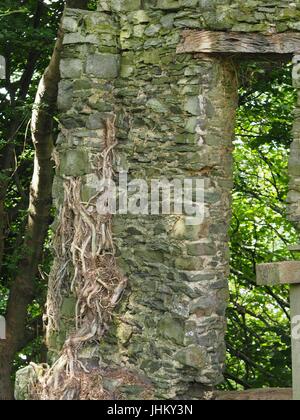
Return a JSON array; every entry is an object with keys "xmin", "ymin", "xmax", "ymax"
[
  {"xmin": 0, "ymin": 0, "xmax": 92, "ymax": 400},
  {"xmin": 0, "ymin": 1, "xmax": 62, "ymax": 400},
  {"xmin": 224, "ymin": 61, "xmax": 297, "ymax": 390}
]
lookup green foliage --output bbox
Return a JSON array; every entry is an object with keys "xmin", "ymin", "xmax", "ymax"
[{"xmin": 224, "ymin": 61, "xmax": 298, "ymax": 390}]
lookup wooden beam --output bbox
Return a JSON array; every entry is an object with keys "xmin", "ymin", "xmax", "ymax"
[
  {"xmin": 256, "ymin": 261, "xmax": 300, "ymax": 286},
  {"xmin": 290, "ymin": 285, "xmax": 300, "ymax": 400},
  {"xmin": 215, "ymin": 388, "xmax": 292, "ymax": 401},
  {"xmin": 289, "ymin": 244, "xmax": 300, "ymax": 252},
  {"xmin": 177, "ymin": 30, "xmax": 300, "ymax": 55}
]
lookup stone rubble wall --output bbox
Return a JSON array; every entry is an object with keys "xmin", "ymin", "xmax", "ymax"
[
  {"xmin": 45, "ymin": 0, "xmax": 300, "ymax": 400},
  {"xmin": 288, "ymin": 55, "xmax": 300, "ymax": 228},
  {"xmin": 48, "ymin": 7, "xmax": 121, "ymax": 354}
]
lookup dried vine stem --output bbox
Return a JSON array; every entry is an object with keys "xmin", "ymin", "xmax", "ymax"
[{"xmin": 38, "ymin": 117, "xmax": 126, "ymax": 400}]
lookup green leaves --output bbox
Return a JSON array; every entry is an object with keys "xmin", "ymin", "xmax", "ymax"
[{"xmin": 225, "ymin": 61, "xmax": 297, "ymax": 390}]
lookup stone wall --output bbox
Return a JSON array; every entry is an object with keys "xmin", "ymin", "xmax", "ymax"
[
  {"xmin": 43, "ymin": 0, "xmax": 300, "ymax": 400},
  {"xmin": 288, "ymin": 55, "xmax": 300, "ymax": 228}
]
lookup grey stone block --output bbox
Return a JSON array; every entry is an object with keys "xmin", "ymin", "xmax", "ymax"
[
  {"xmin": 60, "ymin": 58, "xmax": 83, "ymax": 79},
  {"xmin": 86, "ymin": 54, "xmax": 120, "ymax": 79}
]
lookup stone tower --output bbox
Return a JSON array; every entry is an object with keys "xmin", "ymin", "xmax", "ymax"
[{"xmin": 16, "ymin": 0, "xmax": 300, "ymax": 400}]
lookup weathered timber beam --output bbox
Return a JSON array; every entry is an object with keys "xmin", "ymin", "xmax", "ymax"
[
  {"xmin": 256, "ymin": 261, "xmax": 300, "ymax": 286},
  {"xmin": 177, "ymin": 30, "xmax": 300, "ymax": 54},
  {"xmin": 215, "ymin": 388, "xmax": 292, "ymax": 401}
]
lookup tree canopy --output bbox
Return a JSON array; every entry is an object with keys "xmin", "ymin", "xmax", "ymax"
[{"xmin": 225, "ymin": 61, "xmax": 297, "ymax": 390}]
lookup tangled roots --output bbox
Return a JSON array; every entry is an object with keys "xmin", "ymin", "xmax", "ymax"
[{"xmin": 36, "ymin": 117, "xmax": 127, "ymax": 400}]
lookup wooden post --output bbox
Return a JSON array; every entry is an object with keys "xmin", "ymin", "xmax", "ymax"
[
  {"xmin": 256, "ymin": 252, "xmax": 300, "ymax": 401},
  {"xmin": 0, "ymin": 56, "xmax": 5, "ymax": 79},
  {"xmin": 290, "ymin": 283, "xmax": 300, "ymax": 400}
]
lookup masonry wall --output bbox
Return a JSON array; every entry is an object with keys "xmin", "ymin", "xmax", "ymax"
[
  {"xmin": 45, "ymin": 0, "xmax": 300, "ymax": 400},
  {"xmin": 288, "ymin": 55, "xmax": 300, "ymax": 227}
]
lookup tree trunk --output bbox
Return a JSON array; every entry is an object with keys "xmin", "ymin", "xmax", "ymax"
[
  {"xmin": 0, "ymin": 21, "xmax": 63, "ymax": 402},
  {"xmin": 0, "ymin": 1, "xmax": 45, "ymax": 275},
  {"xmin": 0, "ymin": 346, "xmax": 13, "ymax": 400},
  {"xmin": 0, "ymin": 0, "xmax": 91, "ymax": 400}
]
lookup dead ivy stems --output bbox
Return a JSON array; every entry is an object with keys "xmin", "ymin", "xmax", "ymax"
[{"xmin": 37, "ymin": 116, "xmax": 127, "ymax": 400}]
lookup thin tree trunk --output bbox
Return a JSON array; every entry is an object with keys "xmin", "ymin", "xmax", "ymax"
[
  {"xmin": 0, "ymin": 20, "xmax": 64, "ymax": 401},
  {"xmin": 0, "ymin": 1, "xmax": 45, "ymax": 276},
  {"xmin": 0, "ymin": 0, "xmax": 90, "ymax": 401}
]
